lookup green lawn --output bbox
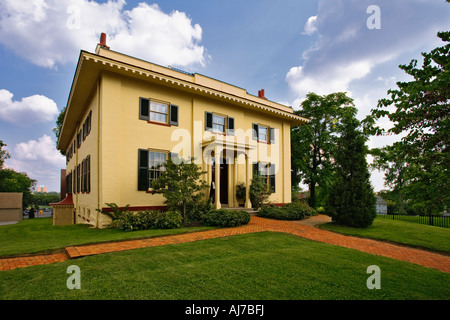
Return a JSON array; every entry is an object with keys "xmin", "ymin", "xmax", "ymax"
[
  {"xmin": 0, "ymin": 218, "xmax": 214, "ymax": 257},
  {"xmin": 1, "ymin": 232, "xmax": 449, "ymax": 300},
  {"xmin": 320, "ymin": 217, "xmax": 450, "ymax": 254}
]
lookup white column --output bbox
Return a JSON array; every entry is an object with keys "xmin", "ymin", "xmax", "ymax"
[
  {"xmin": 245, "ymin": 153, "xmax": 252, "ymax": 209},
  {"xmin": 214, "ymin": 151, "xmax": 221, "ymax": 209}
]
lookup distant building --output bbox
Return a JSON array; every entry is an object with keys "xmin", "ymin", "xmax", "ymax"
[
  {"xmin": 36, "ymin": 185, "xmax": 48, "ymax": 193},
  {"xmin": 376, "ymin": 195, "xmax": 388, "ymax": 215}
]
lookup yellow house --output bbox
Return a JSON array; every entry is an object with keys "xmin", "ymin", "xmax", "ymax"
[{"xmin": 53, "ymin": 34, "xmax": 308, "ymax": 228}]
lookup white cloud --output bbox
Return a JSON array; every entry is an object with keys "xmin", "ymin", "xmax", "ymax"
[
  {"xmin": 286, "ymin": 0, "xmax": 450, "ymax": 108},
  {"xmin": 14, "ymin": 135, "xmax": 65, "ymax": 165},
  {"xmin": 4, "ymin": 135, "xmax": 65, "ymax": 191},
  {"xmin": 302, "ymin": 15, "xmax": 318, "ymax": 35},
  {"xmin": 0, "ymin": 89, "xmax": 59, "ymax": 125},
  {"xmin": 0, "ymin": 0, "xmax": 207, "ymax": 69}
]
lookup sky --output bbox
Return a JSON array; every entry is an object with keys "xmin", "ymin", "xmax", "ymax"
[{"xmin": 0, "ymin": 0, "xmax": 449, "ymax": 192}]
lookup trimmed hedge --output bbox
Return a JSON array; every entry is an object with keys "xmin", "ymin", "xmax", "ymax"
[
  {"xmin": 201, "ymin": 209, "xmax": 251, "ymax": 227},
  {"xmin": 258, "ymin": 202, "xmax": 317, "ymax": 220},
  {"xmin": 111, "ymin": 210, "xmax": 182, "ymax": 231}
]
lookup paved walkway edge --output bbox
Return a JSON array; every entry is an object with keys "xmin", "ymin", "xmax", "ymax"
[{"xmin": 1, "ymin": 215, "xmax": 449, "ymax": 273}]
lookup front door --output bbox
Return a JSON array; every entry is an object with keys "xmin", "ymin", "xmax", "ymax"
[{"xmin": 211, "ymin": 158, "xmax": 228, "ymax": 205}]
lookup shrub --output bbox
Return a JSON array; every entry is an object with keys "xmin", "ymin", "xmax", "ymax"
[
  {"xmin": 185, "ymin": 198, "xmax": 213, "ymax": 223},
  {"xmin": 258, "ymin": 205, "xmax": 285, "ymax": 219},
  {"xmin": 250, "ymin": 175, "xmax": 271, "ymax": 210},
  {"xmin": 106, "ymin": 207, "xmax": 182, "ymax": 232},
  {"xmin": 286, "ymin": 201, "xmax": 317, "ymax": 217},
  {"xmin": 201, "ymin": 209, "xmax": 251, "ymax": 227},
  {"xmin": 258, "ymin": 202, "xmax": 317, "ymax": 220}
]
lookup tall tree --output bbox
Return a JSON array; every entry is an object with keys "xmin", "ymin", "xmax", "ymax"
[
  {"xmin": 326, "ymin": 114, "xmax": 376, "ymax": 227},
  {"xmin": 53, "ymin": 107, "xmax": 66, "ymax": 156},
  {"xmin": 365, "ymin": 31, "xmax": 450, "ymax": 215},
  {"xmin": 0, "ymin": 140, "xmax": 10, "ymax": 168},
  {"xmin": 1, "ymin": 140, "xmax": 36, "ymax": 208},
  {"xmin": 291, "ymin": 92, "xmax": 357, "ymax": 209},
  {"xmin": 0, "ymin": 168, "xmax": 36, "ymax": 208}
]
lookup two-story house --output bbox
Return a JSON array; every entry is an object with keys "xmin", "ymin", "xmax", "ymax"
[{"xmin": 52, "ymin": 34, "xmax": 308, "ymax": 228}]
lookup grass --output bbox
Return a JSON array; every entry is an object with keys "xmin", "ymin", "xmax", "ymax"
[
  {"xmin": 320, "ymin": 217, "xmax": 450, "ymax": 254},
  {"xmin": 1, "ymin": 232, "xmax": 449, "ymax": 300},
  {"xmin": 0, "ymin": 218, "xmax": 214, "ymax": 257}
]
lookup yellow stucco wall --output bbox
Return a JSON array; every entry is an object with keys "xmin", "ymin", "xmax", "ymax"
[{"xmin": 62, "ymin": 50, "xmax": 301, "ymax": 227}]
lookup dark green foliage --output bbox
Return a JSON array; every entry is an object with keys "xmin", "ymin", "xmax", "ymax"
[
  {"xmin": 110, "ymin": 210, "xmax": 182, "ymax": 232},
  {"xmin": 326, "ymin": 115, "xmax": 376, "ymax": 228},
  {"xmin": 96, "ymin": 203, "xmax": 182, "ymax": 231},
  {"xmin": 201, "ymin": 209, "xmax": 251, "ymax": 227},
  {"xmin": 258, "ymin": 202, "xmax": 317, "ymax": 220},
  {"xmin": 364, "ymin": 31, "xmax": 450, "ymax": 216},
  {"xmin": 96, "ymin": 203, "xmax": 130, "ymax": 221},
  {"xmin": 185, "ymin": 198, "xmax": 213, "ymax": 222},
  {"xmin": 235, "ymin": 182, "xmax": 246, "ymax": 200},
  {"xmin": 0, "ymin": 168, "xmax": 36, "ymax": 208},
  {"xmin": 291, "ymin": 92, "xmax": 357, "ymax": 209},
  {"xmin": 250, "ymin": 175, "xmax": 270, "ymax": 210}
]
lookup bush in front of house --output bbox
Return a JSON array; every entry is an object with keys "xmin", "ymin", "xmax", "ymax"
[
  {"xmin": 110, "ymin": 209, "xmax": 182, "ymax": 231},
  {"xmin": 201, "ymin": 209, "xmax": 251, "ymax": 227},
  {"xmin": 258, "ymin": 202, "xmax": 317, "ymax": 220}
]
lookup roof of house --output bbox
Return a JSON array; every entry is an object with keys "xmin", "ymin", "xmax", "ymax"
[{"xmin": 57, "ymin": 36, "xmax": 309, "ymax": 151}]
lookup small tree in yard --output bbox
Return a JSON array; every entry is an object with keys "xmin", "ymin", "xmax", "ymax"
[
  {"xmin": 151, "ymin": 157, "xmax": 209, "ymax": 224},
  {"xmin": 326, "ymin": 114, "xmax": 376, "ymax": 228}
]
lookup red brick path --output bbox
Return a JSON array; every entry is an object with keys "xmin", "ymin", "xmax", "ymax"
[{"xmin": 1, "ymin": 215, "xmax": 449, "ymax": 273}]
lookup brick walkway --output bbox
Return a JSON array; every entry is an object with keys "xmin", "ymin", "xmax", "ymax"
[{"xmin": 1, "ymin": 215, "xmax": 449, "ymax": 273}]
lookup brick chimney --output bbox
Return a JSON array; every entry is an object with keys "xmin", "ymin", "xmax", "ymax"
[
  {"xmin": 258, "ymin": 89, "xmax": 267, "ymax": 99},
  {"xmin": 99, "ymin": 33, "xmax": 110, "ymax": 49}
]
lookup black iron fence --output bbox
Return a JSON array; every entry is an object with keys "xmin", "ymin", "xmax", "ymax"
[{"xmin": 377, "ymin": 213, "xmax": 450, "ymax": 228}]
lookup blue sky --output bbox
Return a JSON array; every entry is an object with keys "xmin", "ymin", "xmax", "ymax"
[{"xmin": 0, "ymin": 0, "xmax": 449, "ymax": 192}]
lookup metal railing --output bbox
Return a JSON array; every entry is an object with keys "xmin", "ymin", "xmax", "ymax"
[{"xmin": 377, "ymin": 213, "xmax": 450, "ymax": 228}]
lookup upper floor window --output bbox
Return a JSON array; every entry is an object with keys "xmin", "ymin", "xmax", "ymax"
[
  {"xmin": 205, "ymin": 111, "xmax": 234, "ymax": 135},
  {"xmin": 213, "ymin": 114, "xmax": 226, "ymax": 133},
  {"xmin": 139, "ymin": 97, "xmax": 178, "ymax": 126},
  {"xmin": 150, "ymin": 101, "xmax": 168, "ymax": 123},
  {"xmin": 253, "ymin": 123, "xmax": 275, "ymax": 143}
]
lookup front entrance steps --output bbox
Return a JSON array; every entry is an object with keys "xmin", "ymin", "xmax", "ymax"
[{"xmin": 220, "ymin": 206, "xmax": 259, "ymax": 215}]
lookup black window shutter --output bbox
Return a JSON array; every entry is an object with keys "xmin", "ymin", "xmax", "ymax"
[
  {"xmin": 270, "ymin": 127, "xmax": 275, "ymax": 144},
  {"xmin": 88, "ymin": 111, "xmax": 92, "ymax": 134},
  {"xmin": 169, "ymin": 105, "xmax": 179, "ymax": 126},
  {"xmin": 269, "ymin": 164, "xmax": 276, "ymax": 193},
  {"xmin": 139, "ymin": 98, "xmax": 150, "ymax": 121},
  {"xmin": 87, "ymin": 155, "xmax": 91, "ymax": 193},
  {"xmin": 227, "ymin": 117, "xmax": 235, "ymax": 135},
  {"xmin": 205, "ymin": 112, "xmax": 213, "ymax": 131},
  {"xmin": 252, "ymin": 123, "xmax": 259, "ymax": 140},
  {"xmin": 138, "ymin": 149, "xmax": 149, "ymax": 191},
  {"xmin": 170, "ymin": 152, "xmax": 179, "ymax": 161},
  {"xmin": 252, "ymin": 162, "xmax": 259, "ymax": 178}
]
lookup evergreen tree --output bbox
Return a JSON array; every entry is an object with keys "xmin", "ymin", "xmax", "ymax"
[
  {"xmin": 326, "ymin": 114, "xmax": 376, "ymax": 228},
  {"xmin": 291, "ymin": 92, "xmax": 356, "ymax": 209}
]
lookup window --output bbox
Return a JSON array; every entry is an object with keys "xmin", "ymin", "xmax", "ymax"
[
  {"xmin": 205, "ymin": 112, "xmax": 234, "ymax": 135},
  {"xmin": 213, "ymin": 114, "xmax": 226, "ymax": 133},
  {"xmin": 253, "ymin": 162, "xmax": 276, "ymax": 193},
  {"xmin": 139, "ymin": 149, "xmax": 176, "ymax": 191},
  {"xmin": 258, "ymin": 125, "xmax": 268, "ymax": 142},
  {"xmin": 148, "ymin": 151, "xmax": 167, "ymax": 185},
  {"xmin": 139, "ymin": 97, "xmax": 178, "ymax": 126},
  {"xmin": 253, "ymin": 124, "xmax": 275, "ymax": 143},
  {"xmin": 150, "ymin": 101, "xmax": 168, "ymax": 123}
]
